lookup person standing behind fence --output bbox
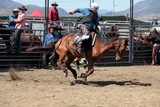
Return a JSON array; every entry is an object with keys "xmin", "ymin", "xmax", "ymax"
[
  {"xmin": 146, "ymin": 28, "xmax": 160, "ymax": 65},
  {"xmin": 8, "ymin": 6, "xmax": 27, "ymax": 54},
  {"xmin": 8, "ymin": 9, "xmax": 19, "ymax": 29},
  {"xmin": 152, "ymin": 18, "xmax": 158, "ymax": 26},
  {"xmin": 43, "ymin": 26, "xmax": 60, "ymax": 68},
  {"xmin": 43, "ymin": 26, "xmax": 59, "ymax": 46},
  {"xmin": 48, "ymin": 2, "xmax": 60, "ymax": 27}
]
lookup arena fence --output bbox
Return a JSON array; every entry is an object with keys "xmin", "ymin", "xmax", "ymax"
[
  {"xmin": 0, "ymin": 18, "xmax": 155, "ymax": 67},
  {"xmin": 0, "ymin": 20, "xmax": 45, "ymax": 67}
]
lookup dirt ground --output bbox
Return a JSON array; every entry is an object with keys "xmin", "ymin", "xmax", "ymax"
[{"xmin": 0, "ymin": 65, "xmax": 160, "ymax": 107}]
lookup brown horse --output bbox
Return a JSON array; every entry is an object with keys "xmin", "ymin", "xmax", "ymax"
[
  {"xmin": 0, "ymin": 23, "xmax": 42, "ymax": 50},
  {"xmin": 52, "ymin": 32, "xmax": 128, "ymax": 82}
]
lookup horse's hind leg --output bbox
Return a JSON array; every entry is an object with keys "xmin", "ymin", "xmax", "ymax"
[
  {"xmin": 65, "ymin": 54, "xmax": 77, "ymax": 79},
  {"xmin": 56, "ymin": 52, "xmax": 68, "ymax": 77}
]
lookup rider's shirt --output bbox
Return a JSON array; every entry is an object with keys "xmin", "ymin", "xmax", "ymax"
[
  {"xmin": 8, "ymin": 13, "xmax": 18, "ymax": 29},
  {"xmin": 43, "ymin": 32, "xmax": 59, "ymax": 46},
  {"xmin": 77, "ymin": 8, "xmax": 99, "ymax": 29}
]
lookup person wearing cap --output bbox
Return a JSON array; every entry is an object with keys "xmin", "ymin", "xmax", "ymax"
[
  {"xmin": 43, "ymin": 26, "xmax": 59, "ymax": 46},
  {"xmin": 8, "ymin": 6, "xmax": 27, "ymax": 53},
  {"xmin": 48, "ymin": 2, "xmax": 60, "ymax": 27},
  {"xmin": 69, "ymin": 2, "xmax": 101, "ymax": 54},
  {"xmin": 43, "ymin": 26, "xmax": 60, "ymax": 68},
  {"xmin": 146, "ymin": 28, "xmax": 160, "ymax": 65},
  {"xmin": 8, "ymin": 9, "xmax": 19, "ymax": 29},
  {"xmin": 152, "ymin": 18, "xmax": 158, "ymax": 26}
]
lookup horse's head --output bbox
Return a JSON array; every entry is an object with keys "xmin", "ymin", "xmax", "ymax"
[
  {"xmin": 114, "ymin": 39, "xmax": 128, "ymax": 61},
  {"xmin": 104, "ymin": 25, "xmax": 119, "ymax": 38},
  {"xmin": 110, "ymin": 25, "xmax": 118, "ymax": 32}
]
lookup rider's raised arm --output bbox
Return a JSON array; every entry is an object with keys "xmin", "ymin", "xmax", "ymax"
[{"xmin": 69, "ymin": 9, "xmax": 78, "ymax": 15}]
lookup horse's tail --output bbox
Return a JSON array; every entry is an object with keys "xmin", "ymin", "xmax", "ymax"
[
  {"xmin": 26, "ymin": 41, "xmax": 56, "ymax": 52},
  {"xmin": 25, "ymin": 46, "xmax": 54, "ymax": 52},
  {"xmin": 49, "ymin": 37, "xmax": 63, "ymax": 60}
]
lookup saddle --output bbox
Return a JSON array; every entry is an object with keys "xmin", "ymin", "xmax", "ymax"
[{"xmin": 73, "ymin": 32, "xmax": 96, "ymax": 56}]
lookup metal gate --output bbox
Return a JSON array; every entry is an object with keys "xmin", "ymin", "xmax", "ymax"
[
  {"xmin": 0, "ymin": 20, "xmax": 45, "ymax": 67},
  {"xmin": 0, "ymin": 19, "xmax": 154, "ymax": 67}
]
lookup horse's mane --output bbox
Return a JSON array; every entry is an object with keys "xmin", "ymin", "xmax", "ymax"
[
  {"xmin": 96, "ymin": 33, "xmax": 119, "ymax": 45},
  {"xmin": 96, "ymin": 26, "xmax": 119, "ymax": 45}
]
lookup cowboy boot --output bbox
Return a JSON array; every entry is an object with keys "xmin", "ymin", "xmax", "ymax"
[
  {"xmin": 73, "ymin": 35, "xmax": 90, "ymax": 46},
  {"xmin": 73, "ymin": 36, "xmax": 81, "ymax": 46}
]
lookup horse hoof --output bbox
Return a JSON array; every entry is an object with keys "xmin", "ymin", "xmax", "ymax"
[
  {"xmin": 78, "ymin": 73, "xmax": 86, "ymax": 78},
  {"xmin": 70, "ymin": 81, "xmax": 76, "ymax": 86},
  {"xmin": 81, "ymin": 73, "xmax": 86, "ymax": 78},
  {"xmin": 73, "ymin": 75, "xmax": 77, "ymax": 79}
]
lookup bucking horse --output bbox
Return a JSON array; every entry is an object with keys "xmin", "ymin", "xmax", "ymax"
[
  {"xmin": 51, "ymin": 28, "xmax": 128, "ymax": 82},
  {"xmin": 26, "ymin": 25, "xmax": 128, "ymax": 83}
]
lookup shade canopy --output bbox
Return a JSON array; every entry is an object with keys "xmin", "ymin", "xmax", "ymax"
[{"xmin": 28, "ymin": 9, "xmax": 44, "ymax": 17}]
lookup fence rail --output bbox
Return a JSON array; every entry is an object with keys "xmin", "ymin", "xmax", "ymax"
[{"xmin": 0, "ymin": 19, "xmax": 157, "ymax": 67}]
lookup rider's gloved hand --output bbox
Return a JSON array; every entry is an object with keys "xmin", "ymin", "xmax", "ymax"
[
  {"xmin": 97, "ymin": 25, "xmax": 102, "ymax": 31},
  {"xmin": 69, "ymin": 12, "xmax": 74, "ymax": 15}
]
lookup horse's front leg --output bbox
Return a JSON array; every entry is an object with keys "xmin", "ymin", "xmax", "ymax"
[
  {"xmin": 81, "ymin": 61, "xmax": 94, "ymax": 82},
  {"xmin": 79, "ymin": 50, "xmax": 94, "ymax": 82}
]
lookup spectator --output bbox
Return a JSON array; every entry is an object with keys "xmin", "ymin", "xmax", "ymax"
[
  {"xmin": 146, "ymin": 28, "xmax": 160, "ymax": 65},
  {"xmin": 8, "ymin": 9, "xmax": 19, "ymax": 29},
  {"xmin": 43, "ymin": 26, "xmax": 59, "ymax": 68},
  {"xmin": 43, "ymin": 26, "xmax": 59, "ymax": 46},
  {"xmin": 8, "ymin": 6, "xmax": 27, "ymax": 54},
  {"xmin": 48, "ymin": 2, "xmax": 60, "ymax": 27},
  {"xmin": 152, "ymin": 18, "xmax": 158, "ymax": 26}
]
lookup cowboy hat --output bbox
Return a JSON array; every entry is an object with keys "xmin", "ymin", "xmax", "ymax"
[
  {"xmin": 49, "ymin": 25, "xmax": 58, "ymax": 30},
  {"xmin": 57, "ymin": 26, "xmax": 65, "ymax": 31},
  {"xmin": 12, "ymin": 9, "xmax": 19, "ymax": 12},
  {"xmin": 51, "ymin": 2, "xmax": 58, "ymax": 6},
  {"xmin": 19, "ymin": 6, "xmax": 27, "ymax": 11}
]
